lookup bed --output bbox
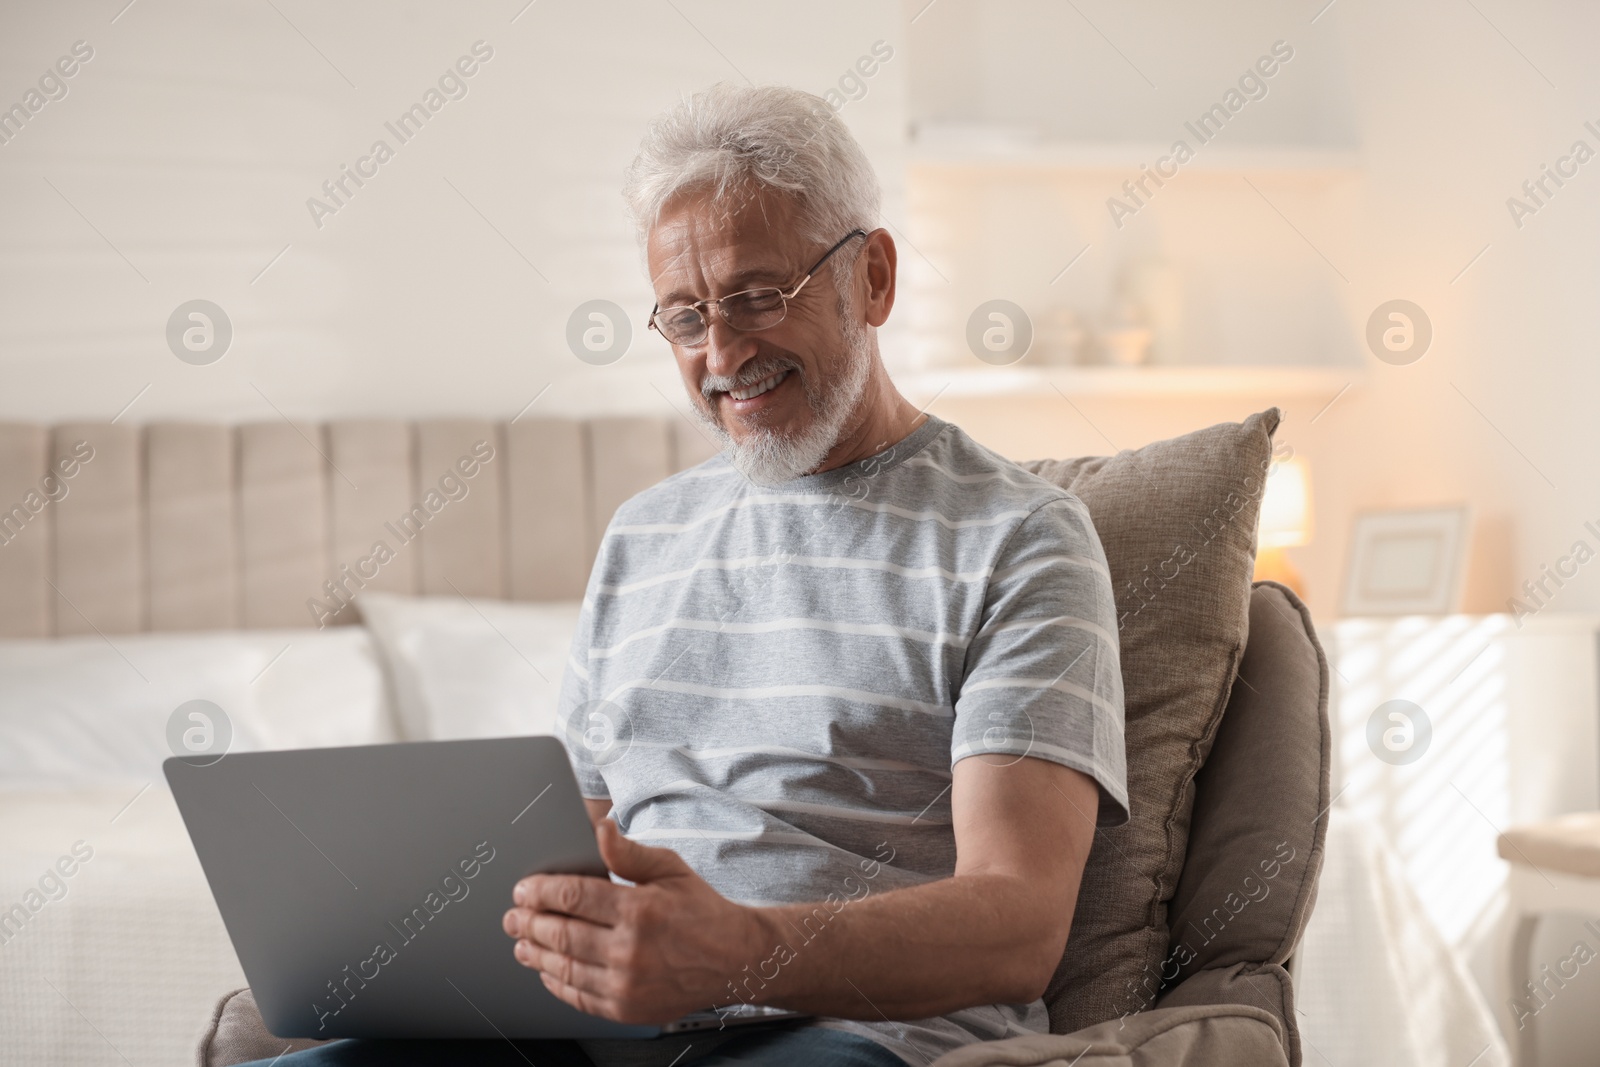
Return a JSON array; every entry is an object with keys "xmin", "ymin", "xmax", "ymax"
[{"xmin": 0, "ymin": 415, "xmax": 715, "ymax": 1067}]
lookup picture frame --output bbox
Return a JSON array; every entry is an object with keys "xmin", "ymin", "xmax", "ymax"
[{"xmin": 1341, "ymin": 505, "xmax": 1471, "ymax": 616}]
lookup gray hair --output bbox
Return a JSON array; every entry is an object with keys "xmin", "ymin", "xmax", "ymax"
[{"xmin": 622, "ymin": 83, "xmax": 881, "ymax": 269}]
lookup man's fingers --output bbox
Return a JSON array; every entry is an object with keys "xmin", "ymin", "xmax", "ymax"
[
  {"xmin": 512, "ymin": 872, "xmax": 623, "ymax": 924},
  {"xmin": 539, "ymin": 969, "xmax": 613, "ymax": 1021},
  {"xmin": 516, "ymin": 938, "xmax": 614, "ymax": 996},
  {"xmin": 503, "ymin": 910, "xmax": 612, "ymax": 966},
  {"xmin": 539, "ymin": 963, "xmax": 673, "ymax": 1027}
]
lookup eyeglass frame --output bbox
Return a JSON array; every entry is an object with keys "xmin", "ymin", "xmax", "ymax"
[{"xmin": 646, "ymin": 228, "xmax": 869, "ymax": 346}]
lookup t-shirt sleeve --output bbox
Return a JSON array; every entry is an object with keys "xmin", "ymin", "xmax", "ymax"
[
  {"xmin": 952, "ymin": 494, "xmax": 1129, "ymax": 826},
  {"xmin": 556, "ymin": 578, "xmax": 611, "ymax": 801}
]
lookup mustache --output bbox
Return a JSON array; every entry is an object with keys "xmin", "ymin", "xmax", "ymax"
[{"xmin": 700, "ymin": 355, "xmax": 798, "ymax": 399}]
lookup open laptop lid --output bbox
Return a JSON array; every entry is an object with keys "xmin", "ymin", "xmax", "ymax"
[{"xmin": 166, "ymin": 736, "xmax": 659, "ymax": 1041}]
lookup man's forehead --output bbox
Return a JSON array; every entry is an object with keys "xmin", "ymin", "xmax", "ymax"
[{"xmin": 647, "ymin": 191, "xmax": 804, "ymax": 301}]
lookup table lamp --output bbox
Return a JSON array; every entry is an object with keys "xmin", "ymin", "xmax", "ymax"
[{"xmin": 1255, "ymin": 456, "xmax": 1311, "ymax": 598}]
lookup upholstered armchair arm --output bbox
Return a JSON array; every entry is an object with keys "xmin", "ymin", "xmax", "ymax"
[
  {"xmin": 197, "ymin": 988, "xmax": 329, "ymax": 1067},
  {"xmin": 202, "ymin": 982, "xmax": 1294, "ymax": 1067},
  {"xmin": 927, "ymin": 1004, "xmax": 1289, "ymax": 1067}
]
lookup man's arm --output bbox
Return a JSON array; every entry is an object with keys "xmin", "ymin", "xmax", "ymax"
[
  {"xmin": 751, "ymin": 754, "xmax": 1098, "ymax": 1016},
  {"xmin": 503, "ymin": 754, "xmax": 1099, "ymax": 1024}
]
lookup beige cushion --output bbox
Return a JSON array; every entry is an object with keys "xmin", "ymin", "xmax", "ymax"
[
  {"xmin": 929, "ymin": 1003, "xmax": 1288, "ymax": 1067},
  {"xmin": 203, "ymin": 991, "xmax": 1290, "ymax": 1067},
  {"xmin": 199, "ymin": 988, "xmax": 327, "ymax": 1067},
  {"xmin": 923, "ymin": 582, "xmax": 1329, "ymax": 1067},
  {"xmin": 1498, "ymin": 812, "xmax": 1600, "ymax": 878},
  {"xmin": 1159, "ymin": 583, "xmax": 1329, "ymax": 1067},
  {"xmin": 1020, "ymin": 409, "xmax": 1281, "ymax": 1036}
]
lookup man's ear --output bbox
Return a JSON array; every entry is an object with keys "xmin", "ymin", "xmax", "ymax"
[{"xmin": 861, "ymin": 227, "xmax": 896, "ymax": 328}]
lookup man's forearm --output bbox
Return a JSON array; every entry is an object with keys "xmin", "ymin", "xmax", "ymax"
[{"xmin": 728, "ymin": 871, "xmax": 1070, "ymax": 1020}]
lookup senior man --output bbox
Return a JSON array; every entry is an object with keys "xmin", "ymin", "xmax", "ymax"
[{"xmin": 247, "ymin": 84, "xmax": 1125, "ymax": 1067}]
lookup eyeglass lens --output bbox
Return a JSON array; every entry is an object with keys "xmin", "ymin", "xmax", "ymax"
[{"xmin": 656, "ymin": 289, "xmax": 787, "ymax": 344}]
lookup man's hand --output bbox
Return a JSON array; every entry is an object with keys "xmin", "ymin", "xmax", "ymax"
[
  {"xmin": 505, "ymin": 759, "xmax": 1098, "ymax": 1024},
  {"xmin": 502, "ymin": 820, "xmax": 767, "ymax": 1025}
]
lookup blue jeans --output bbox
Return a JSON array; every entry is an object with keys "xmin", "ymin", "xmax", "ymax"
[{"xmin": 234, "ymin": 1023, "xmax": 911, "ymax": 1066}]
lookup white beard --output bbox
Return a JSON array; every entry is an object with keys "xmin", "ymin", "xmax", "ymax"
[{"xmin": 694, "ymin": 302, "xmax": 875, "ymax": 486}]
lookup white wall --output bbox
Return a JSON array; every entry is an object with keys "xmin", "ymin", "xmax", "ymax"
[
  {"xmin": 896, "ymin": 0, "xmax": 1600, "ymax": 631},
  {"xmin": 0, "ymin": 0, "xmax": 906, "ymax": 424},
  {"xmin": 6, "ymin": 0, "xmax": 1599, "ymax": 623},
  {"xmin": 6, "ymin": 1, "xmax": 1600, "ymax": 622}
]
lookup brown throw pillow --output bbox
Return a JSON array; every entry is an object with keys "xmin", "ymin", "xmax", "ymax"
[{"xmin": 1019, "ymin": 407, "xmax": 1281, "ymax": 1035}]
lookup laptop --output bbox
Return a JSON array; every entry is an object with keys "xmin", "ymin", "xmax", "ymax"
[{"xmin": 165, "ymin": 736, "xmax": 804, "ymax": 1040}]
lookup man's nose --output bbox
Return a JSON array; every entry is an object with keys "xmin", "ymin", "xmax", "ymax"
[{"xmin": 701, "ymin": 313, "xmax": 759, "ymax": 379}]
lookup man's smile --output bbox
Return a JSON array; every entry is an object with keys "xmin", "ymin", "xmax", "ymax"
[{"xmin": 728, "ymin": 368, "xmax": 790, "ymax": 402}]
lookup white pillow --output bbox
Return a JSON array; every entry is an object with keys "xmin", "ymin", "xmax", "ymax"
[
  {"xmin": 245, "ymin": 627, "xmax": 398, "ymax": 750},
  {"xmin": 0, "ymin": 628, "xmax": 398, "ymax": 787},
  {"xmin": 356, "ymin": 593, "xmax": 582, "ymax": 741},
  {"xmin": 0, "ymin": 635, "xmax": 264, "ymax": 787}
]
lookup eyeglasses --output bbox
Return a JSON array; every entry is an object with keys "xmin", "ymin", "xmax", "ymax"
[{"xmin": 647, "ymin": 229, "xmax": 867, "ymax": 347}]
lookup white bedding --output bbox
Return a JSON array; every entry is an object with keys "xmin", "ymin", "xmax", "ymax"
[
  {"xmin": 1, "ymin": 606, "xmax": 1497, "ymax": 1065},
  {"xmin": 0, "ymin": 784, "xmax": 246, "ymax": 1067},
  {"xmin": 0, "ymin": 606, "xmax": 581, "ymax": 1067}
]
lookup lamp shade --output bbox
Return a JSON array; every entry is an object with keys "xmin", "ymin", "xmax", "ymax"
[{"xmin": 1258, "ymin": 456, "xmax": 1312, "ymax": 549}]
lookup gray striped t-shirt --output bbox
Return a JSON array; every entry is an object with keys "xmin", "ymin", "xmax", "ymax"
[{"xmin": 557, "ymin": 413, "xmax": 1127, "ymax": 1065}]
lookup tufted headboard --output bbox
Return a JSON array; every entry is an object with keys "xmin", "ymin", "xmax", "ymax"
[{"xmin": 0, "ymin": 417, "xmax": 719, "ymax": 638}]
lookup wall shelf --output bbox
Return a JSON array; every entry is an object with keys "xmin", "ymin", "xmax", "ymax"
[
  {"xmin": 907, "ymin": 138, "xmax": 1363, "ymax": 179},
  {"xmin": 892, "ymin": 364, "xmax": 1363, "ymax": 401}
]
